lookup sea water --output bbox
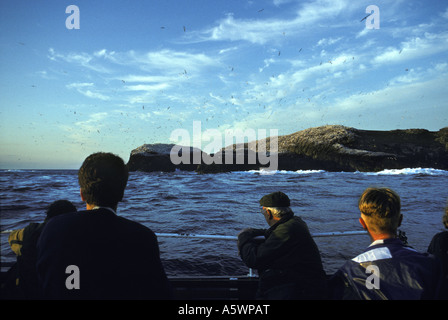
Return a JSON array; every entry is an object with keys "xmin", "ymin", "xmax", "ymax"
[{"xmin": 1, "ymin": 168, "xmax": 447, "ymax": 276}]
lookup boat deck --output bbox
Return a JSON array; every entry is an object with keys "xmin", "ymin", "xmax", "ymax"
[
  {"xmin": 170, "ymin": 276, "xmax": 259, "ymax": 300},
  {"xmin": 1, "ymin": 269, "xmax": 259, "ymax": 300}
]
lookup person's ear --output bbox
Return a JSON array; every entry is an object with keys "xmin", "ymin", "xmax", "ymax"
[
  {"xmin": 80, "ymin": 188, "xmax": 85, "ymax": 202},
  {"xmin": 398, "ymin": 214, "xmax": 403, "ymax": 227},
  {"xmin": 359, "ymin": 217, "xmax": 368, "ymax": 230}
]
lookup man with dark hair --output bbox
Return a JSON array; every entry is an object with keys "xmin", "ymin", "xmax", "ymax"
[
  {"xmin": 328, "ymin": 187, "xmax": 445, "ymax": 300},
  {"xmin": 37, "ymin": 152, "xmax": 172, "ymax": 300},
  {"xmin": 237, "ymin": 191, "xmax": 327, "ymax": 299},
  {"xmin": 77, "ymin": 152, "xmax": 129, "ymax": 210},
  {"xmin": 7, "ymin": 200, "xmax": 77, "ymax": 299}
]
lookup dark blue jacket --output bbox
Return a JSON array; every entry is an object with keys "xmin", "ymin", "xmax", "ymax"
[
  {"xmin": 328, "ymin": 238, "xmax": 445, "ymax": 300},
  {"xmin": 37, "ymin": 208, "xmax": 172, "ymax": 299}
]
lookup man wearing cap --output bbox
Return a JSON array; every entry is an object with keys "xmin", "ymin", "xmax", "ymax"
[{"xmin": 237, "ymin": 191, "xmax": 327, "ymax": 299}]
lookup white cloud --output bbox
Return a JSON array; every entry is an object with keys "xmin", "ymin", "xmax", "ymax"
[
  {"xmin": 120, "ymin": 75, "xmax": 177, "ymax": 83},
  {"xmin": 200, "ymin": 0, "xmax": 350, "ymax": 44},
  {"xmin": 259, "ymin": 58, "xmax": 276, "ymax": 72},
  {"xmin": 62, "ymin": 112, "xmax": 110, "ymax": 146},
  {"xmin": 388, "ymin": 62, "xmax": 448, "ymax": 86},
  {"xmin": 66, "ymin": 82, "xmax": 94, "ymax": 89},
  {"xmin": 218, "ymin": 46, "xmax": 239, "ymax": 55},
  {"xmin": 229, "ymin": 71, "xmax": 448, "ymax": 134},
  {"xmin": 209, "ymin": 92, "xmax": 226, "ymax": 104},
  {"xmin": 50, "ymin": 48, "xmax": 222, "ymax": 106},
  {"xmin": 49, "ymin": 48, "xmax": 220, "ymax": 76},
  {"xmin": 373, "ymin": 31, "xmax": 448, "ymax": 64},
  {"xmin": 45, "ymin": 3, "xmax": 448, "ymax": 138},
  {"xmin": 36, "ymin": 70, "xmax": 56, "ymax": 80},
  {"xmin": 317, "ymin": 37, "xmax": 342, "ymax": 46},
  {"xmin": 273, "ymin": 0, "xmax": 295, "ymax": 6},
  {"xmin": 48, "ymin": 48, "xmax": 111, "ymax": 73},
  {"xmin": 356, "ymin": 27, "xmax": 371, "ymax": 38},
  {"xmin": 146, "ymin": 50, "xmax": 218, "ymax": 72},
  {"xmin": 441, "ymin": 7, "xmax": 448, "ymax": 19},
  {"xmin": 137, "ymin": 113, "xmax": 152, "ymax": 121},
  {"xmin": 125, "ymin": 83, "xmax": 170, "ymax": 92},
  {"xmin": 203, "ymin": 13, "xmax": 284, "ymax": 44},
  {"xmin": 66, "ymin": 82, "xmax": 110, "ymax": 101},
  {"xmin": 82, "ymin": 90, "xmax": 110, "ymax": 101},
  {"xmin": 105, "ymin": 49, "xmax": 220, "ymax": 75}
]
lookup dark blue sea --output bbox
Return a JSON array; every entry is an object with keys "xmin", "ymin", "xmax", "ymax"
[{"xmin": 1, "ymin": 168, "xmax": 447, "ymax": 277}]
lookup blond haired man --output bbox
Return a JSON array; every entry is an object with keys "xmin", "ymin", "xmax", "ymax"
[{"xmin": 329, "ymin": 187, "xmax": 445, "ymax": 300}]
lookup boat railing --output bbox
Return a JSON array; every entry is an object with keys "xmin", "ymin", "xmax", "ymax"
[
  {"xmin": 153, "ymin": 231, "xmax": 368, "ymax": 277},
  {"xmin": 1, "ymin": 230, "xmax": 368, "ymax": 238},
  {"xmin": 154, "ymin": 230, "xmax": 368, "ymax": 241}
]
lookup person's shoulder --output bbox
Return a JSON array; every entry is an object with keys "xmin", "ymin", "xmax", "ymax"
[
  {"xmin": 24, "ymin": 222, "xmax": 41, "ymax": 230},
  {"xmin": 290, "ymin": 215, "xmax": 308, "ymax": 226},
  {"xmin": 368, "ymin": 239, "xmax": 427, "ymax": 259},
  {"xmin": 45, "ymin": 210, "xmax": 83, "ymax": 226},
  {"xmin": 288, "ymin": 215, "xmax": 311, "ymax": 232},
  {"xmin": 377, "ymin": 239, "xmax": 442, "ymax": 271},
  {"xmin": 115, "ymin": 215, "xmax": 157, "ymax": 237},
  {"xmin": 431, "ymin": 230, "xmax": 448, "ymax": 242},
  {"xmin": 39, "ymin": 211, "xmax": 84, "ymax": 239}
]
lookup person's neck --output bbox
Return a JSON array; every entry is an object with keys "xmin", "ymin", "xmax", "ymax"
[
  {"xmin": 368, "ymin": 231, "xmax": 396, "ymax": 242},
  {"xmin": 268, "ymin": 213, "xmax": 293, "ymax": 227},
  {"xmin": 86, "ymin": 203, "xmax": 117, "ymax": 212}
]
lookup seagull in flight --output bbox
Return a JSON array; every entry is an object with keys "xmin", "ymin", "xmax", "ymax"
[{"xmin": 360, "ymin": 13, "xmax": 372, "ymax": 22}]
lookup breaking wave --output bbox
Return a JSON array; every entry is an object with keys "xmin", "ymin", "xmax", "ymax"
[{"xmin": 240, "ymin": 167, "xmax": 447, "ymax": 176}]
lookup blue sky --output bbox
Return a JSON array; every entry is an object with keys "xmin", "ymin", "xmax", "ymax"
[{"xmin": 0, "ymin": 0, "xmax": 447, "ymax": 169}]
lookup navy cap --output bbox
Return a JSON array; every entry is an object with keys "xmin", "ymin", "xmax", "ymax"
[{"xmin": 259, "ymin": 191, "xmax": 290, "ymax": 207}]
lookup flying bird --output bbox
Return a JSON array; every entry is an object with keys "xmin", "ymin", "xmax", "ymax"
[{"xmin": 360, "ymin": 13, "xmax": 372, "ymax": 22}]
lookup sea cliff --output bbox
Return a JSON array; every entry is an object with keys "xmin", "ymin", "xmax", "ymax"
[{"xmin": 126, "ymin": 125, "xmax": 448, "ymax": 173}]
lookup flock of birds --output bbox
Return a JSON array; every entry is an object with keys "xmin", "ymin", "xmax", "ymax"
[{"xmin": 14, "ymin": 7, "xmax": 414, "ymax": 159}]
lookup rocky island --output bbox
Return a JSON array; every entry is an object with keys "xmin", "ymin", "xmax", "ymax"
[{"xmin": 126, "ymin": 125, "xmax": 448, "ymax": 173}]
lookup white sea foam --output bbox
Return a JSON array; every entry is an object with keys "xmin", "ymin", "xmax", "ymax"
[
  {"xmin": 239, "ymin": 167, "xmax": 447, "ymax": 176},
  {"xmin": 245, "ymin": 169, "xmax": 326, "ymax": 175},
  {"xmin": 367, "ymin": 168, "xmax": 448, "ymax": 176}
]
